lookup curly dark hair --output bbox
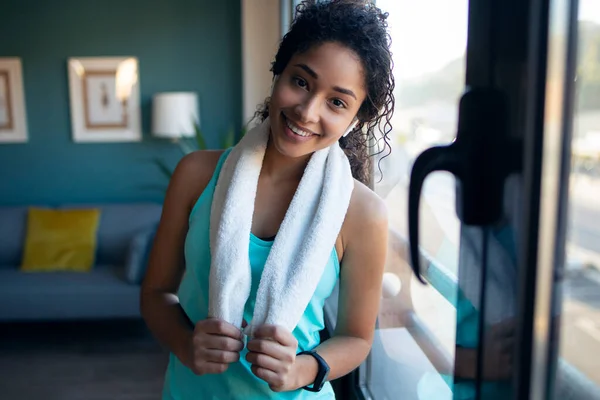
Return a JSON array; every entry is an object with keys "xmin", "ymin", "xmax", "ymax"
[{"xmin": 254, "ymin": 0, "xmax": 395, "ymax": 185}]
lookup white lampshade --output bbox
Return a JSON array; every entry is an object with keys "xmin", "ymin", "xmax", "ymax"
[{"xmin": 152, "ymin": 92, "xmax": 199, "ymax": 138}]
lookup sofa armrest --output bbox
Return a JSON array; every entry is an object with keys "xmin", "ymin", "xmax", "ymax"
[{"xmin": 124, "ymin": 227, "xmax": 156, "ymax": 284}]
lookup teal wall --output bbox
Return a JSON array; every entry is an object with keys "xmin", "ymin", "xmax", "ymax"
[{"xmin": 0, "ymin": 0, "xmax": 241, "ymax": 206}]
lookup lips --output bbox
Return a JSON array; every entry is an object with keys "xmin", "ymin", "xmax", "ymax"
[
  {"xmin": 279, "ymin": 113, "xmax": 317, "ymax": 144},
  {"xmin": 282, "ymin": 114, "xmax": 318, "ymax": 137}
]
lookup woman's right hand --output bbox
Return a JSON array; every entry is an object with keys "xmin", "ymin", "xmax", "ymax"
[
  {"xmin": 455, "ymin": 319, "xmax": 515, "ymax": 381},
  {"xmin": 183, "ymin": 318, "xmax": 245, "ymax": 375}
]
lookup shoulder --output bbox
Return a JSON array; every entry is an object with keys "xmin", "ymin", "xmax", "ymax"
[
  {"xmin": 169, "ymin": 149, "xmax": 227, "ymax": 211},
  {"xmin": 173, "ymin": 149, "xmax": 225, "ymax": 181},
  {"xmin": 347, "ymin": 179, "xmax": 388, "ymax": 231},
  {"xmin": 340, "ymin": 180, "xmax": 389, "ymax": 254}
]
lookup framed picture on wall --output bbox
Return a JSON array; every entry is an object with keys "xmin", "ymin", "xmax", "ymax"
[
  {"xmin": 67, "ymin": 57, "xmax": 141, "ymax": 142},
  {"xmin": 0, "ymin": 58, "xmax": 28, "ymax": 143}
]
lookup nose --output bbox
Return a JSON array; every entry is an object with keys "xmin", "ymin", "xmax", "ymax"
[{"xmin": 293, "ymin": 95, "xmax": 320, "ymax": 124}]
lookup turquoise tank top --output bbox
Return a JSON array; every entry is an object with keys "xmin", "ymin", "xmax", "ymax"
[{"xmin": 162, "ymin": 149, "xmax": 340, "ymax": 399}]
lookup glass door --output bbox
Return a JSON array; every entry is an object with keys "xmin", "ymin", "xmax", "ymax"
[
  {"xmin": 351, "ymin": 0, "xmax": 583, "ymax": 399},
  {"xmin": 366, "ymin": 0, "xmax": 466, "ymax": 398}
]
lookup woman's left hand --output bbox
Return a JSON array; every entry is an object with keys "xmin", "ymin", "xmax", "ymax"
[{"xmin": 246, "ymin": 325, "xmax": 300, "ymax": 392}]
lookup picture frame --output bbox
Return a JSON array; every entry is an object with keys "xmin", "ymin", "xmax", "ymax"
[
  {"xmin": 0, "ymin": 58, "xmax": 28, "ymax": 143},
  {"xmin": 67, "ymin": 57, "xmax": 141, "ymax": 142}
]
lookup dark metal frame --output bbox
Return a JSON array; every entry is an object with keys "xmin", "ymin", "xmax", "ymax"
[{"xmin": 520, "ymin": 0, "xmax": 579, "ymax": 398}]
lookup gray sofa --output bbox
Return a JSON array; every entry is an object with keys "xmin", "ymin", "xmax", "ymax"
[{"xmin": 0, "ymin": 203, "xmax": 161, "ymax": 321}]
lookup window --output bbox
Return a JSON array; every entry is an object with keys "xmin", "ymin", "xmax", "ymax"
[
  {"xmin": 362, "ymin": 1, "xmax": 600, "ymax": 399},
  {"xmin": 364, "ymin": 0, "xmax": 468, "ymax": 398}
]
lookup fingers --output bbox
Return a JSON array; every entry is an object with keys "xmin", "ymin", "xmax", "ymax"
[
  {"xmin": 188, "ymin": 318, "xmax": 249, "ymax": 376},
  {"xmin": 499, "ymin": 336, "xmax": 515, "ymax": 353},
  {"xmin": 244, "ymin": 325, "xmax": 297, "ymax": 392},
  {"xmin": 199, "ymin": 318, "xmax": 244, "ymax": 340},
  {"xmin": 252, "ymin": 325, "xmax": 297, "ymax": 348},
  {"xmin": 491, "ymin": 318, "xmax": 515, "ymax": 338},
  {"xmin": 193, "ymin": 361, "xmax": 230, "ymax": 375},
  {"xmin": 497, "ymin": 352, "xmax": 513, "ymax": 378},
  {"xmin": 246, "ymin": 338, "xmax": 294, "ymax": 362},
  {"xmin": 199, "ymin": 335, "xmax": 244, "ymax": 352},
  {"xmin": 483, "ymin": 353, "xmax": 513, "ymax": 380},
  {"xmin": 245, "ymin": 351, "xmax": 286, "ymax": 373},
  {"xmin": 201, "ymin": 349, "xmax": 241, "ymax": 364},
  {"xmin": 250, "ymin": 365, "xmax": 285, "ymax": 392}
]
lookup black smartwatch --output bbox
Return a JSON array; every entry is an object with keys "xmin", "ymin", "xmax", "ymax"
[{"xmin": 297, "ymin": 350, "xmax": 330, "ymax": 392}]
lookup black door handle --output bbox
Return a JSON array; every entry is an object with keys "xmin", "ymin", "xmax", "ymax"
[
  {"xmin": 408, "ymin": 87, "xmax": 519, "ymax": 282},
  {"xmin": 409, "ymin": 145, "xmax": 461, "ymax": 284}
]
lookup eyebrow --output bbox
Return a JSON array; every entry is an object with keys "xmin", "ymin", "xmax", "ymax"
[{"xmin": 294, "ymin": 63, "xmax": 357, "ymax": 100}]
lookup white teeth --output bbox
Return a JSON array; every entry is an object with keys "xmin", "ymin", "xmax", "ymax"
[{"xmin": 285, "ymin": 118, "xmax": 312, "ymax": 137}]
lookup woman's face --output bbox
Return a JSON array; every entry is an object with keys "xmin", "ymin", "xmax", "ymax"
[{"xmin": 268, "ymin": 42, "xmax": 367, "ymax": 159}]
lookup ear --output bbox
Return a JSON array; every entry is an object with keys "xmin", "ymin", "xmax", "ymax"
[{"xmin": 342, "ymin": 119, "xmax": 359, "ymax": 138}]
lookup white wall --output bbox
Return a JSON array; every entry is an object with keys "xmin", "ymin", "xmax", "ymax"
[{"xmin": 242, "ymin": 0, "xmax": 282, "ymax": 125}]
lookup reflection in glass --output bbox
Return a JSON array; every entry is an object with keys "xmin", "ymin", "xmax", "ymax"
[{"xmin": 369, "ymin": 0, "xmax": 467, "ymax": 398}]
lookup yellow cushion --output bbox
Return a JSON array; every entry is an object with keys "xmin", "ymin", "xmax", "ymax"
[{"xmin": 21, "ymin": 208, "xmax": 101, "ymax": 272}]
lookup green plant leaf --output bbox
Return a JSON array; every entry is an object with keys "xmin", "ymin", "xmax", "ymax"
[
  {"xmin": 194, "ymin": 123, "xmax": 208, "ymax": 150},
  {"xmin": 178, "ymin": 138, "xmax": 196, "ymax": 155},
  {"xmin": 222, "ymin": 126, "xmax": 235, "ymax": 149}
]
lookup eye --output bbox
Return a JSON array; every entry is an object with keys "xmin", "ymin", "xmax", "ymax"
[
  {"xmin": 331, "ymin": 98, "xmax": 347, "ymax": 109},
  {"xmin": 294, "ymin": 77, "xmax": 308, "ymax": 89}
]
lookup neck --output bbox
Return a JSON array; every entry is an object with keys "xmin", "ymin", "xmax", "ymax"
[{"xmin": 261, "ymin": 139, "xmax": 311, "ymax": 183}]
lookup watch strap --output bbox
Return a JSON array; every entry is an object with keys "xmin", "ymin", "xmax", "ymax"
[{"xmin": 297, "ymin": 350, "xmax": 330, "ymax": 392}]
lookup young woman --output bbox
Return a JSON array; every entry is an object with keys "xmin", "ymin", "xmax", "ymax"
[{"xmin": 141, "ymin": 1, "xmax": 395, "ymax": 398}]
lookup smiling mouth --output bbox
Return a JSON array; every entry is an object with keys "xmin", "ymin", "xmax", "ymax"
[{"xmin": 283, "ymin": 114, "xmax": 318, "ymax": 137}]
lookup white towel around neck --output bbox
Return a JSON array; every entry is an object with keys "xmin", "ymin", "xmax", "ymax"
[{"xmin": 208, "ymin": 117, "xmax": 354, "ymax": 336}]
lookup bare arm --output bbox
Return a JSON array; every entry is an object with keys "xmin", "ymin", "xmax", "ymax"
[
  {"xmin": 140, "ymin": 151, "xmax": 222, "ymax": 368},
  {"xmin": 296, "ymin": 182, "xmax": 389, "ymax": 386}
]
